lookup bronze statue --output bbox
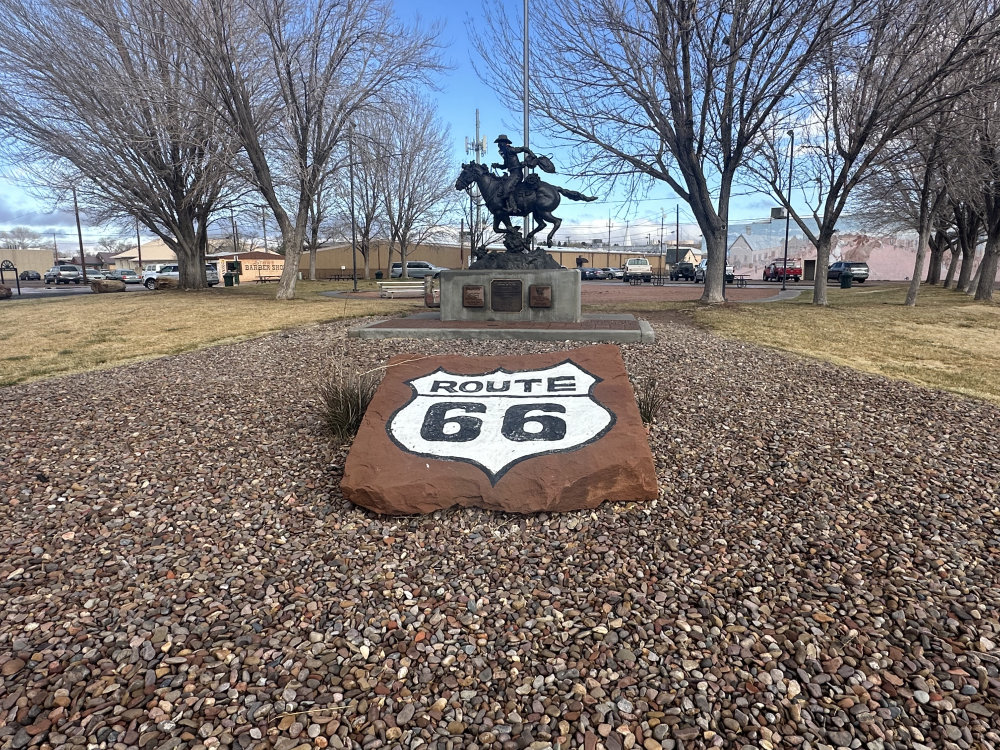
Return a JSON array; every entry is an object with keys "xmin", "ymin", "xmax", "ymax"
[{"xmin": 456, "ymin": 136, "xmax": 595, "ymax": 248}]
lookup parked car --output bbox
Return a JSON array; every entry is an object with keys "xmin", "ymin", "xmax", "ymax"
[
  {"xmin": 828, "ymin": 261, "xmax": 870, "ymax": 283},
  {"xmin": 390, "ymin": 260, "xmax": 449, "ymax": 279},
  {"xmin": 622, "ymin": 257, "xmax": 653, "ymax": 283},
  {"xmin": 694, "ymin": 258, "xmax": 735, "ymax": 284},
  {"xmin": 143, "ymin": 264, "xmax": 220, "ymax": 289},
  {"xmin": 669, "ymin": 261, "xmax": 696, "ymax": 281},
  {"xmin": 44, "ymin": 265, "xmax": 82, "ymax": 284},
  {"xmin": 107, "ymin": 269, "xmax": 141, "ymax": 284},
  {"xmin": 602, "ymin": 267, "xmax": 624, "ymax": 280},
  {"xmin": 18, "ymin": 270, "xmax": 41, "ymax": 281},
  {"xmin": 763, "ymin": 258, "xmax": 802, "ymax": 283},
  {"xmin": 580, "ymin": 267, "xmax": 599, "ymax": 280},
  {"xmin": 85, "ymin": 270, "xmax": 108, "ymax": 280}
]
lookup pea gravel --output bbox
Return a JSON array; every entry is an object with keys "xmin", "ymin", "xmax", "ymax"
[{"xmin": 2, "ymin": 314, "xmax": 999, "ymax": 750}]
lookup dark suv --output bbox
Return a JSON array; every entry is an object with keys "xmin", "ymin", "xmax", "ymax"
[
  {"xmin": 670, "ymin": 262, "xmax": 695, "ymax": 281},
  {"xmin": 828, "ymin": 261, "xmax": 870, "ymax": 283}
]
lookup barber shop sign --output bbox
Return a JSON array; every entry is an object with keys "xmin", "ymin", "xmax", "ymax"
[{"xmin": 341, "ymin": 345, "xmax": 658, "ymax": 515}]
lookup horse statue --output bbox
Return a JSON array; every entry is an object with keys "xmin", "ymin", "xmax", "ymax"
[{"xmin": 455, "ymin": 161, "xmax": 597, "ymax": 248}]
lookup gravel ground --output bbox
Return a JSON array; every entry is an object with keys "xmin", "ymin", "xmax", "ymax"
[{"xmin": 2, "ymin": 315, "xmax": 999, "ymax": 750}]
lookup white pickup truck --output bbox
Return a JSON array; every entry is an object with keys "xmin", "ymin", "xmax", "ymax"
[
  {"xmin": 694, "ymin": 258, "xmax": 735, "ymax": 284},
  {"xmin": 142, "ymin": 263, "xmax": 220, "ymax": 289},
  {"xmin": 622, "ymin": 257, "xmax": 653, "ymax": 283}
]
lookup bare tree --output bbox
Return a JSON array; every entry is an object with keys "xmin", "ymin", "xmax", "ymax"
[
  {"xmin": 374, "ymin": 101, "xmax": 460, "ymax": 278},
  {"xmin": 98, "ymin": 236, "xmax": 138, "ymax": 258},
  {"xmin": 169, "ymin": 0, "xmax": 444, "ymax": 300},
  {"xmin": 475, "ymin": 0, "xmax": 863, "ymax": 303},
  {"xmin": 0, "ymin": 227, "xmax": 47, "ymax": 250},
  {"xmin": 751, "ymin": 0, "xmax": 1000, "ymax": 305},
  {"xmin": 0, "ymin": 0, "xmax": 237, "ymax": 289}
]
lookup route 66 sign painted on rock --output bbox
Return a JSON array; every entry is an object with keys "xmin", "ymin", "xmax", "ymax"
[
  {"xmin": 387, "ymin": 361, "xmax": 615, "ymax": 483},
  {"xmin": 340, "ymin": 345, "xmax": 658, "ymax": 515}
]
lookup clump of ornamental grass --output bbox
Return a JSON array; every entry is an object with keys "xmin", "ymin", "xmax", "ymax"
[
  {"xmin": 633, "ymin": 377, "xmax": 667, "ymax": 425},
  {"xmin": 317, "ymin": 369, "xmax": 380, "ymax": 443}
]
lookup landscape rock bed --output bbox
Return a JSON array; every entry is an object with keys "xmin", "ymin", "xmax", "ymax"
[{"xmin": 1, "ymin": 316, "xmax": 998, "ymax": 750}]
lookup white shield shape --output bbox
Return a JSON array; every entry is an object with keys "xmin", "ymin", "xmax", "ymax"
[{"xmin": 387, "ymin": 360, "xmax": 616, "ymax": 483}]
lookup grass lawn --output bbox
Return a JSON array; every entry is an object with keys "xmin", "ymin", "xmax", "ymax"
[
  {"xmin": 3, "ymin": 280, "xmax": 997, "ymax": 405},
  {"xmin": 0, "ymin": 281, "xmax": 420, "ymax": 386},
  {"xmin": 690, "ymin": 283, "xmax": 1000, "ymax": 405}
]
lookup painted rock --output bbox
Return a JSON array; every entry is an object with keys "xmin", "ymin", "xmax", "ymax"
[{"xmin": 341, "ymin": 344, "xmax": 658, "ymax": 514}]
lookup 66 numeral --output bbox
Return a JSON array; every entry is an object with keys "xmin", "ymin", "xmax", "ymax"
[{"xmin": 420, "ymin": 402, "xmax": 568, "ymax": 443}]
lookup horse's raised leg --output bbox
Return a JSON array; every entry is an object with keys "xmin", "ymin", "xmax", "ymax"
[
  {"xmin": 534, "ymin": 211, "xmax": 561, "ymax": 247},
  {"xmin": 525, "ymin": 211, "xmax": 547, "ymax": 243}
]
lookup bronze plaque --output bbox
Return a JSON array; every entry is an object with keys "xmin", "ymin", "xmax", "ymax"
[
  {"xmin": 529, "ymin": 284, "xmax": 552, "ymax": 308},
  {"xmin": 462, "ymin": 285, "xmax": 485, "ymax": 308},
  {"xmin": 490, "ymin": 279, "xmax": 523, "ymax": 312}
]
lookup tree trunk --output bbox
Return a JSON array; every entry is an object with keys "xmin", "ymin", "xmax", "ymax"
[
  {"xmin": 811, "ymin": 230, "xmax": 836, "ymax": 306},
  {"xmin": 698, "ymin": 225, "xmax": 727, "ymax": 305},
  {"xmin": 905, "ymin": 224, "xmax": 931, "ymax": 306},
  {"xmin": 943, "ymin": 246, "xmax": 959, "ymax": 289},
  {"xmin": 973, "ymin": 237, "xmax": 999, "ymax": 301},
  {"xmin": 966, "ymin": 257, "xmax": 983, "ymax": 296},
  {"xmin": 958, "ymin": 247, "xmax": 977, "ymax": 292},
  {"xmin": 924, "ymin": 234, "xmax": 943, "ymax": 285},
  {"xmin": 168, "ymin": 212, "xmax": 207, "ymax": 290},
  {"xmin": 276, "ymin": 193, "xmax": 311, "ymax": 300}
]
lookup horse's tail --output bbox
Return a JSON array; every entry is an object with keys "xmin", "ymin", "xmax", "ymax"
[{"xmin": 557, "ymin": 187, "xmax": 598, "ymax": 202}]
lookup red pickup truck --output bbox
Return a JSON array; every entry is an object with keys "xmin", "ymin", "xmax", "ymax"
[{"xmin": 763, "ymin": 258, "xmax": 802, "ymax": 283}]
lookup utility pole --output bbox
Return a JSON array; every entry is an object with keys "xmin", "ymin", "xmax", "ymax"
[
  {"xmin": 607, "ymin": 214, "xmax": 612, "ymax": 262},
  {"xmin": 135, "ymin": 218, "xmax": 143, "ymax": 269},
  {"xmin": 660, "ymin": 209, "xmax": 665, "ymax": 276},
  {"xmin": 72, "ymin": 185, "xmax": 87, "ymax": 283},
  {"xmin": 349, "ymin": 122, "xmax": 358, "ymax": 292},
  {"xmin": 52, "ymin": 232, "xmax": 58, "ymax": 265},
  {"xmin": 261, "ymin": 206, "xmax": 268, "ymax": 252},
  {"xmin": 676, "ymin": 206, "xmax": 684, "ymax": 281},
  {"xmin": 464, "ymin": 110, "xmax": 487, "ymax": 257},
  {"xmin": 781, "ymin": 130, "xmax": 795, "ymax": 292},
  {"xmin": 230, "ymin": 209, "xmax": 240, "ymax": 254}
]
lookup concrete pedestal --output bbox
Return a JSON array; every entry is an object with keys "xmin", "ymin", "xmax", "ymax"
[{"xmin": 440, "ymin": 269, "xmax": 581, "ymax": 323}]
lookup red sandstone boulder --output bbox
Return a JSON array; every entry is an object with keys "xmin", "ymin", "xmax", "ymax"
[
  {"xmin": 0, "ymin": 285, "xmax": 11, "ymax": 300},
  {"xmin": 91, "ymin": 279, "xmax": 126, "ymax": 293},
  {"xmin": 341, "ymin": 345, "xmax": 658, "ymax": 514},
  {"xmin": 154, "ymin": 277, "xmax": 179, "ymax": 290}
]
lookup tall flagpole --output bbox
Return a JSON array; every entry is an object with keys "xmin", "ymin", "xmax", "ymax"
[{"xmin": 523, "ymin": 0, "xmax": 530, "ymax": 241}]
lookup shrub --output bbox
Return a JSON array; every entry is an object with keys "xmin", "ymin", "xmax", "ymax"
[
  {"xmin": 318, "ymin": 369, "xmax": 380, "ymax": 443},
  {"xmin": 633, "ymin": 377, "xmax": 666, "ymax": 425}
]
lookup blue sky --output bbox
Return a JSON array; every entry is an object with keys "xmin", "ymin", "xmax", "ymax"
[{"xmin": 0, "ymin": 0, "xmax": 782, "ymax": 249}]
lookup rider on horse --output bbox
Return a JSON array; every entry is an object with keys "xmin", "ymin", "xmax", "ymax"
[{"xmin": 491, "ymin": 134, "xmax": 535, "ymax": 215}]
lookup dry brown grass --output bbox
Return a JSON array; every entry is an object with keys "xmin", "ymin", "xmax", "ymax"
[
  {"xmin": 0, "ymin": 281, "xmax": 420, "ymax": 386},
  {"xmin": 5, "ymin": 280, "xmax": 998, "ymax": 405},
  {"xmin": 689, "ymin": 283, "xmax": 1000, "ymax": 404}
]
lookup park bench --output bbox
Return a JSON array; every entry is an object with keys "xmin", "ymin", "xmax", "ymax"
[
  {"xmin": 377, "ymin": 280, "xmax": 425, "ymax": 298},
  {"xmin": 255, "ymin": 276, "xmax": 281, "ymax": 284},
  {"xmin": 732, "ymin": 274, "xmax": 749, "ymax": 288}
]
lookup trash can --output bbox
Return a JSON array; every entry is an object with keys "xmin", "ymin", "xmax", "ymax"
[
  {"xmin": 223, "ymin": 273, "xmax": 235, "ymax": 287},
  {"xmin": 375, "ymin": 270, "xmax": 383, "ymax": 280},
  {"xmin": 839, "ymin": 270, "xmax": 852, "ymax": 289}
]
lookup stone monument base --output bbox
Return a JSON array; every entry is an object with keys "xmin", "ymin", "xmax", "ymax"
[{"xmin": 440, "ymin": 269, "xmax": 581, "ymax": 324}]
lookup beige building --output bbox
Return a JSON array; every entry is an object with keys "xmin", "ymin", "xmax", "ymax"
[{"xmin": 0, "ymin": 247, "xmax": 59, "ymax": 274}]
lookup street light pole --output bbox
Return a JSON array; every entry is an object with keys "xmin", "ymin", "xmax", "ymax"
[
  {"xmin": 349, "ymin": 123, "xmax": 358, "ymax": 293},
  {"xmin": 781, "ymin": 130, "xmax": 794, "ymax": 292}
]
